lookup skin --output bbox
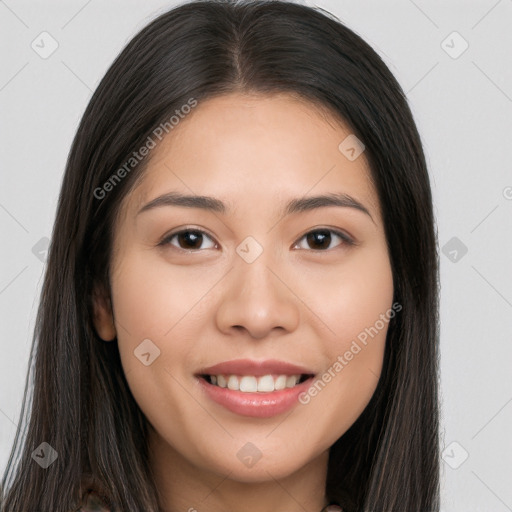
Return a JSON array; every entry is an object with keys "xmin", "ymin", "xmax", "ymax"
[{"xmin": 93, "ymin": 92, "xmax": 394, "ymax": 512}]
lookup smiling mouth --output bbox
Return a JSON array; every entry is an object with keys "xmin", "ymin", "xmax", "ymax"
[{"xmin": 198, "ymin": 373, "xmax": 314, "ymax": 393}]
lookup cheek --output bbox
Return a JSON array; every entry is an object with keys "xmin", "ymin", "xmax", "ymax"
[
  {"xmin": 294, "ymin": 244, "xmax": 394, "ymax": 347},
  {"xmin": 108, "ymin": 255, "xmax": 207, "ymax": 439},
  {"xmin": 110, "ymin": 251, "xmax": 219, "ymax": 339},
  {"xmin": 108, "ymin": 251, "xmax": 226, "ymax": 405},
  {"xmin": 292, "ymin": 248, "xmax": 394, "ymax": 434},
  {"xmin": 108, "ymin": 253, "xmax": 186, "ymax": 380}
]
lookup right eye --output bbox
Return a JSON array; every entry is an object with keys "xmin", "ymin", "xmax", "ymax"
[{"xmin": 159, "ymin": 228, "xmax": 218, "ymax": 251}]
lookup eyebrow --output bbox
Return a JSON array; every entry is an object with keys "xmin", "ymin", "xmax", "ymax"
[{"xmin": 137, "ymin": 191, "xmax": 373, "ymax": 221}]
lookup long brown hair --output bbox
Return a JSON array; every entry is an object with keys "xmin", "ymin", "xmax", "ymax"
[{"xmin": 1, "ymin": 1, "xmax": 440, "ymax": 510}]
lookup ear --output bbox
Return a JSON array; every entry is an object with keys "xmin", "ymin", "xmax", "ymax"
[{"xmin": 91, "ymin": 283, "xmax": 117, "ymax": 342}]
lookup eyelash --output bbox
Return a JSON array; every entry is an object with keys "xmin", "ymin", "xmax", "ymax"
[{"xmin": 158, "ymin": 227, "xmax": 355, "ymax": 252}]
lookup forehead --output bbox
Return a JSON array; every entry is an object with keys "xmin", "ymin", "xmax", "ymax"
[{"xmin": 123, "ymin": 92, "xmax": 380, "ymax": 222}]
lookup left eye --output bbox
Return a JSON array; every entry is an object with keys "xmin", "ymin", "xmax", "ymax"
[{"xmin": 293, "ymin": 228, "xmax": 353, "ymax": 251}]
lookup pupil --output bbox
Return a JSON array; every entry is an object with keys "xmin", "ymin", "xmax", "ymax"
[
  {"xmin": 307, "ymin": 230, "xmax": 330, "ymax": 249},
  {"xmin": 179, "ymin": 230, "xmax": 202, "ymax": 249}
]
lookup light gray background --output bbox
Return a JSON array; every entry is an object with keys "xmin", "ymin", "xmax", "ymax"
[{"xmin": 1, "ymin": 1, "xmax": 511, "ymax": 510}]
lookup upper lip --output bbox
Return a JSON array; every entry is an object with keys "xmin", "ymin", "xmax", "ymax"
[{"xmin": 196, "ymin": 358, "xmax": 315, "ymax": 377}]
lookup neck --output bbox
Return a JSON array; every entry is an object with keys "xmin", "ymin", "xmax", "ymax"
[{"xmin": 148, "ymin": 429, "xmax": 330, "ymax": 512}]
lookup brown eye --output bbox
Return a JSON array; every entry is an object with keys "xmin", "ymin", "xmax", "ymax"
[
  {"xmin": 161, "ymin": 229, "xmax": 216, "ymax": 251},
  {"xmin": 294, "ymin": 229, "xmax": 353, "ymax": 251}
]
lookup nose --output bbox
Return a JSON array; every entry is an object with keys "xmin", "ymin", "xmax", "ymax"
[{"xmin": 215, "ymin": 254, "xmax": 300, "ymax": 340}]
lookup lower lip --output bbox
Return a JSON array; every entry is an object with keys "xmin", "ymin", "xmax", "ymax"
[{"xmin": 196, "ymin": 376, "xmax": 315, "ymax": 418}]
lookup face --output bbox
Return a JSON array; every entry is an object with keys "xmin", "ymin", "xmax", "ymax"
[{"xmin": 94, "ymin": 92, "xmax": 394, "ymax": 485}]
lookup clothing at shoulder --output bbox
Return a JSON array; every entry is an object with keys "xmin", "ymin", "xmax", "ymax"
[{"xmin": 77, "ymin": 489, "xmax": 342, "ymax": 512}]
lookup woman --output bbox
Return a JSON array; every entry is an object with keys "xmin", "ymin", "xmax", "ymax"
[{"xmin": 0, "ymin": 1, "xmax": 440, "ymax": 511}]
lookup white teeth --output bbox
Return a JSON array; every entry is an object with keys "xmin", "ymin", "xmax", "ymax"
[
  {"xmin": 257, "ymin": 375, "xmax": 274, "ymax": 392},
  {"xmin": 227, "ymin": 375, "xmax": 239, "ymax": 390},
  {"xmin": 274, "ymin": 375, "xmax": 287, "ymax": 390},
  {"xmin": 207, "ymin": 374, "xmax": 303, "ymax": 392},
  {"xmin": 240, "ymin": 376, "xmax": 258, "ymax": 392},
  {"xmin": 285, "ymin": 375, "xmax": 297, "ymax": 388}
]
